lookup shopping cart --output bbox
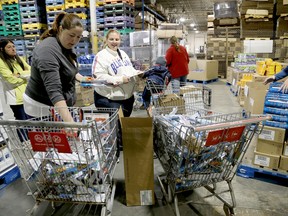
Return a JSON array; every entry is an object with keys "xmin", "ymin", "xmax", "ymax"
[
  {"xmin": 147, "ymin": 81, "xmax": 212, "ymax": 109},
  {"xmin": 153, "ymin": 104, "xmax": 271, "ymax": 216},
  {"xmin": 0, "ymin": 107, "xmax": 119, "ymax": 216}
]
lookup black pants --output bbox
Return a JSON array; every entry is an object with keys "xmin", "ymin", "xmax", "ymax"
[
  {"xmin": 94, "ymin": 91, "xmax": 135, "ymax": 157},
  {"xmin": 10, "ymin": 104, "xmax": 32, "ymax": 142}
]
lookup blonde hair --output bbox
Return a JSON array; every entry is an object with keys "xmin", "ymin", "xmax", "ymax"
[
  {"xmin": 170, "ymin": 36, "xmax": 180, "ymax": 52},
  {"xmin": 102, "ymin": 29, "xmax": 121, "ymax": 49}
]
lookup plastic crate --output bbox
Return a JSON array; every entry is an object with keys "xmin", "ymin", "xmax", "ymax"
[{"xmin": 0, "ymin": 165, "xmax": 21, "ymax": 190}]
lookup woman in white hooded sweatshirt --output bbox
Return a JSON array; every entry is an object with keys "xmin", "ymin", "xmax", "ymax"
[{"xmin": 92, "ymin": 29, "xmax": 141, "ymax": 117}]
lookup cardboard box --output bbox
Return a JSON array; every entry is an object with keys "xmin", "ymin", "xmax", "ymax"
[
  {"xmin": 256, "ymin": 139, "xmax": 283, "ymax": 155},
  {"xmin": 75, "ymin": 83, "xmax": 94, "ymax": 107},
  {"xmin": 253, "ymin": 151, "xmax": 280, "ymax": 169},
  {"xmin": 243, "ymin": 82, "xmax": 268, "ymax": 114},
  {"xmin": 187, "ymin": 60, "xmax": 218, "ymax": 81},
  {"xmin": 121, "ymin": 117, "xmax": 155, "ymax": 206},
  {"xmin": 156, "ymin": 29, "xmax": 183, "ymax": 38},
  {"xmin": 279, "ymin": 155, "xmax": 288, "ymax": 170},
  {"xmin": 158, "ymin": 94, "xmax": 185, "ymax": 107},
  {"xmin": 258, "ymin": 126, "xmax": 287, "ymax": 144},
  {"xmin": 179, "ymin": 85, "xmax": 200, "ymax": 95}
]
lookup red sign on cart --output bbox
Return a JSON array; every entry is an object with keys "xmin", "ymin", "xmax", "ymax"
[
  {"xmin": 28, "ymin": 131, "xmax": 72, "ymax": 153},
  {"xmin": 205, "ymin": 126, "xmax": 245, "ymax": 147}
]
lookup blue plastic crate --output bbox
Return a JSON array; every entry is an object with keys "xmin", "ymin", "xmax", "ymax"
[{"xmin": 0, "ymin": 165, "xmax": 21, "ymax": 190}]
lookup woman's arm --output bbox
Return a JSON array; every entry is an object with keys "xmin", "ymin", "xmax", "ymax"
[
  {"xmin": 54, "ymin": 100, "xmax": 74, "ymax": 122},
  {"xmin": 0, "ymin": 59, "xmax": 27, "ymax": 86}
]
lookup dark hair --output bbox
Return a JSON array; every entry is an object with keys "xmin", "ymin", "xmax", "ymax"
[
  {"xmin": 40, "ymin": 12, "xmax": 83, "ymax": 40},
  {"xmin": 170, "ymin": 36, "xmax": 181, "ymax": 52},
  {"xmin": 0, "ymin": 39, "xmax": 24, "ymax": 73}
]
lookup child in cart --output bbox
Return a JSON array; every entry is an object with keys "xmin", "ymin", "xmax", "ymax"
[{"xmin": 142, "ymin": 56, "xmax": 171, "ymax": 116}]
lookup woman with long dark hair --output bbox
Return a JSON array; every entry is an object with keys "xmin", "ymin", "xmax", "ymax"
[{"xmin": 0, "ymin": 39, "xmax": 31, "ymax": 120}]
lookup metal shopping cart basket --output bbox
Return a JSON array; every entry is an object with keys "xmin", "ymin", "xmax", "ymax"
[
  {"xmin": 153, "ymin": 104, "xmax": 271, "ymax": 216},
  {"xmin": 147, "ymin": 81, "xmax": 211, "ymax": 109},
  {"xmin": 0, "ymin": 107, "xmax": 119, "ymax": 216}
]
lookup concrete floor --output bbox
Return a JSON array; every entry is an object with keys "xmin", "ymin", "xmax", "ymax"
[{"xmin": 0, "ymin": 79, "xmax": 288, "ymax": 216}]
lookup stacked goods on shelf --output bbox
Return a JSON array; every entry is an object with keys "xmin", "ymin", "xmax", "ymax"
[
  {"xmin": 156, "ymin": 23, "xmax": 185, "ymax": 39},
  {"xmin": 65, "ymin": 0, "xmax": 92, "ymax": 55},
  {"xmin": 0, "ymin": 3, "xmax": 5, "ymax": 37},
  {"xmin": 254, "ymin": 125, "xmax": 287, "ymax": 170},
  {"xmin": 45, "ymin": 0, "xmax": 65, "ymax": 28},
  {"xmin": 263, "ymin": 82, "xmax": 288, "ymax": 129},
  {"xmin": 103, "ymin": 0, "xmax": 135, "ymax": 35},
  {"xmin": 19, "ymin": 0, "xmax": 47, "ymax": 38},
  {"xmin": 129, "ymin": 30, "xmax": 157, "ymax": 64},
  {"xmin": 276, "ymin": 0, "xmax": 288, "ymax": 16},
  {"xmin": 212, "ymin": 1, "xmax": 240, "ymax": 38},
  {"xmin": 240, "ymin": 0, "xmax": 274, "ymax": 38},
  {"xmin": 2, "ymin": 2, "xmax": 22, "ymax": 37}
]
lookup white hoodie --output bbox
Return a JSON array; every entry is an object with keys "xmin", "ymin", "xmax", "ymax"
[{"xmin": 92, "ymin": 47, "xmax": 139, "ymax": 100}]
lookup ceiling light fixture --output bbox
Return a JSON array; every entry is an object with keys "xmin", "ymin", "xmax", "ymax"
[
  {"xmin": 179, "ymin": 17, "xmax": 185, "ymax": 22},
  {"xmin": 190, "ymin": 23, "xmax": 195, "ymax": 27}
]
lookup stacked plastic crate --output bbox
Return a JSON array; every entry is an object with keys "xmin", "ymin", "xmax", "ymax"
[
  {"xmin": 45, "ymin": 0, "xmax": 65, "ymax": 28},
  {"xmin": 19, "ymin": 0, "xmax": 47, "ymax": 37},
  {"xmin": 103, "ymin": 0, "xmax": 135, "ymax": 36},
  {"xmin": 96, "ymin": 2, "xmax": 105, "ymax": 49},
  {"xmin": 65, "ymin": 0, "xmax": 92, "ymax": 55},
  {"xmin": 2, "ymin": 1, "xmax": 22, "ymax": 37},
  {"xmin": 263, "ymin": 82, "xmax": 288, "ymax": 129},
  {"xmin": 0, "ymin": 2, "xmax": 5, "ymax": 37}
]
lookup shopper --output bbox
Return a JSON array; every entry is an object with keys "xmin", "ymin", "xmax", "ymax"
[
  {"xmin": 263, "ymin": 66, "xmax": 288, "ymax": 93},
  {"xmin": 165, "ymin": 36, "xmax": 189, "ymax": 93},
  {"xmin": 142, "ymin": 56, "xmax": 171, "ymax": 115},
  {"xmin": 24, "ymin": 12, "xmax": 88, "ymax": 122},
  {"xmin": 0, "ymin": 39, "xmax": 31, "ymax": 121},
  {"xmin": 92, "ymin": 29, "xmax": 141, "ymax": 117}
]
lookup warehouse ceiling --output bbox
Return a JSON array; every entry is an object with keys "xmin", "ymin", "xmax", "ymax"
[{"xmin": 155, "ymin": 0, "xmax": 240, "ymax": 32}]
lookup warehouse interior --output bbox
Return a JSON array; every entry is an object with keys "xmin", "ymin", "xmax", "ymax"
[{"xmin": 0, "ymin": 0, "xmax": 288, "ymax": 216}]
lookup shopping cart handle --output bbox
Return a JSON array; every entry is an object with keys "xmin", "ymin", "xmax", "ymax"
[{"xmin": 193, "ymin": 115, "xmax": 272, "ymax": 132}]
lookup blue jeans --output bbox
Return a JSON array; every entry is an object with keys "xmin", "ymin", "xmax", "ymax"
[{"xmin": 171, "ymin": 75, "xmax": 187, "ymax": 93}]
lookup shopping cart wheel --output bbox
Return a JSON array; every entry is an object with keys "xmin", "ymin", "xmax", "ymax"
[
  {"xmin": 101, "ymin": 206, "xmax": 111, "ymax": 216},
  {"xmin": 223, "ymin": 204, "xmax": 235, "ymax": 216}
]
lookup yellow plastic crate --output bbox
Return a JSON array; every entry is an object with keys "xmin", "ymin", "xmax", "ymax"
[{"xmin": 256, "ymin": 61, "xmax": 266, "ymax": 75}]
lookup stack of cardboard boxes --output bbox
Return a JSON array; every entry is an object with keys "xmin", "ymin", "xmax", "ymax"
[{"xmin": 254, "ymin": 126, "xmax": 288, "ymax": 170}]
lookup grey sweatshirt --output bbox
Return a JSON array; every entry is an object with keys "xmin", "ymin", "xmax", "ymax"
[{"xmin": 25, "ymin": 37, "xmax": 78, "ymax": 106}]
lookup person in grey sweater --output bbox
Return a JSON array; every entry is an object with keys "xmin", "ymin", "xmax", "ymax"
[{"xmin": 24, "ymin": 12, "xmax": 88, "ymax": 122}]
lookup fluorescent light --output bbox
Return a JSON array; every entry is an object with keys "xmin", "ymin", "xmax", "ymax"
[
  {"xmin": 179, "ymin": 17, "xmax": 185, "ymax": 22},
  {"xmin": 190, "ymin": 23, "xmax": 195, "ymax": 27},
  {"xmin": 195, "ymin": 30, "xmax": 199, "ymax": 33}
]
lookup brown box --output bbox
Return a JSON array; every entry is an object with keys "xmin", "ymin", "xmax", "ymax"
[
  {"xmin": 179, "ymin": 85, "xmax": 199, "ymax": 95},
  {"xmin": 187, "ymin": 60, "xmax": 218, "ymax": 81},
  {"xmin": 253, "ymin": 151, "xmax": 280, "ymax": 169},
  {"xmin": 256, "ymin": 139, "xmax": 283, "ymax": 155},
  {"xmin": 279, "ymin": 155, "xmax": 288, "ymax": 171},
  {"xmin": 156, "ymin": 29, "xmax": 183, "ymax": 38},
  {"xmin": 121, "ymin": 117, "xmax": 155, "ymax": 206},
  {"xmin": 258, "ymin": 126, "xmax": 287, "ymax": 144},
  {"xmin": 158, "ymin": 94, "xmax": 185, "ymax": 107},
  {"xmin": 243, "ymin": 82, "xmax": 268, "ymax": 114}
]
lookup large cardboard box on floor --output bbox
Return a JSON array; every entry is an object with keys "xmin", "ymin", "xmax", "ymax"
[
  {"xmin": 121, "ymin": 117, "xmax": 155, "ymax": 206},
  {"xmin": 279, "ymin": 155, "xmax": 288, "ymax": 171},
  {"xmin": 258, "ymin": 125, "xmax": 287, "ymax": 144},
  {"xmin": 253, "ymin": 150, "xmax": 280, "ymax": 169},
  {"xmin": 243, "ymin": 82, "xmax": 268, "ymax": 114},
  {"xmin": 256, "ymin": 139, "xmax": 283, "ymax": 155},
  {"xmin": 187, "ymin": 59, "xmax": 218, "ymax": 81}
]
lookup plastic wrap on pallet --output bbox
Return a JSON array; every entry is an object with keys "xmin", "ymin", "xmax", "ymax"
[
  {"xmin": 129, "ymin": 30, "xmax": 156, "ymax": 47},
  {"xmin": 214, "ymin": 1, "xmax": 239, "ymax": 19}
]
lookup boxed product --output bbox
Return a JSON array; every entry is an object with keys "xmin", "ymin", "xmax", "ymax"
[
  {"xmin": 243, "ymin": 82, "xmax": 268, "ymax": 114},
  {"xmin": 158, "ymin": 94, "xmax": 185, "ymax": 107},
  {"xmin": 258, "ymin": 126, "xmax": 287, "ymax": 144},
  {"xmin": 279, "ymin": 155, "xmax": 288, "ymax": 170},
  {"xmin": 253, "ymin": 150, "xmax": 280, "ymax": 169},
  {"xmin": 256, "ymin": 139, "xmax": 283, "ymax": 155},
  {"xmin": 121, "ymin": 117, "xmax": 155, "ymax": 206},
  {"xmin": 187, "ymin": 59, "xmax": 218, "ymax": 81}
]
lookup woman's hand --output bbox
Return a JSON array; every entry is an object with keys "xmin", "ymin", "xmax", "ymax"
[
  {"xmin": 122, "ymin": 76, "xmax": 130, "ymax": 84},
  {"xmin": 280, "ymin": 79, "xmax": 288, "ymax": 93},
  {"xmin": 263, "ymin": 76, "xmax": 275, "ymax": 85}
]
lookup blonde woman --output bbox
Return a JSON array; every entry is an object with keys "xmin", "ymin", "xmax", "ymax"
[{"xmin": 92, "ymin": 29, "xmax": 141, "ymax": 117}]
